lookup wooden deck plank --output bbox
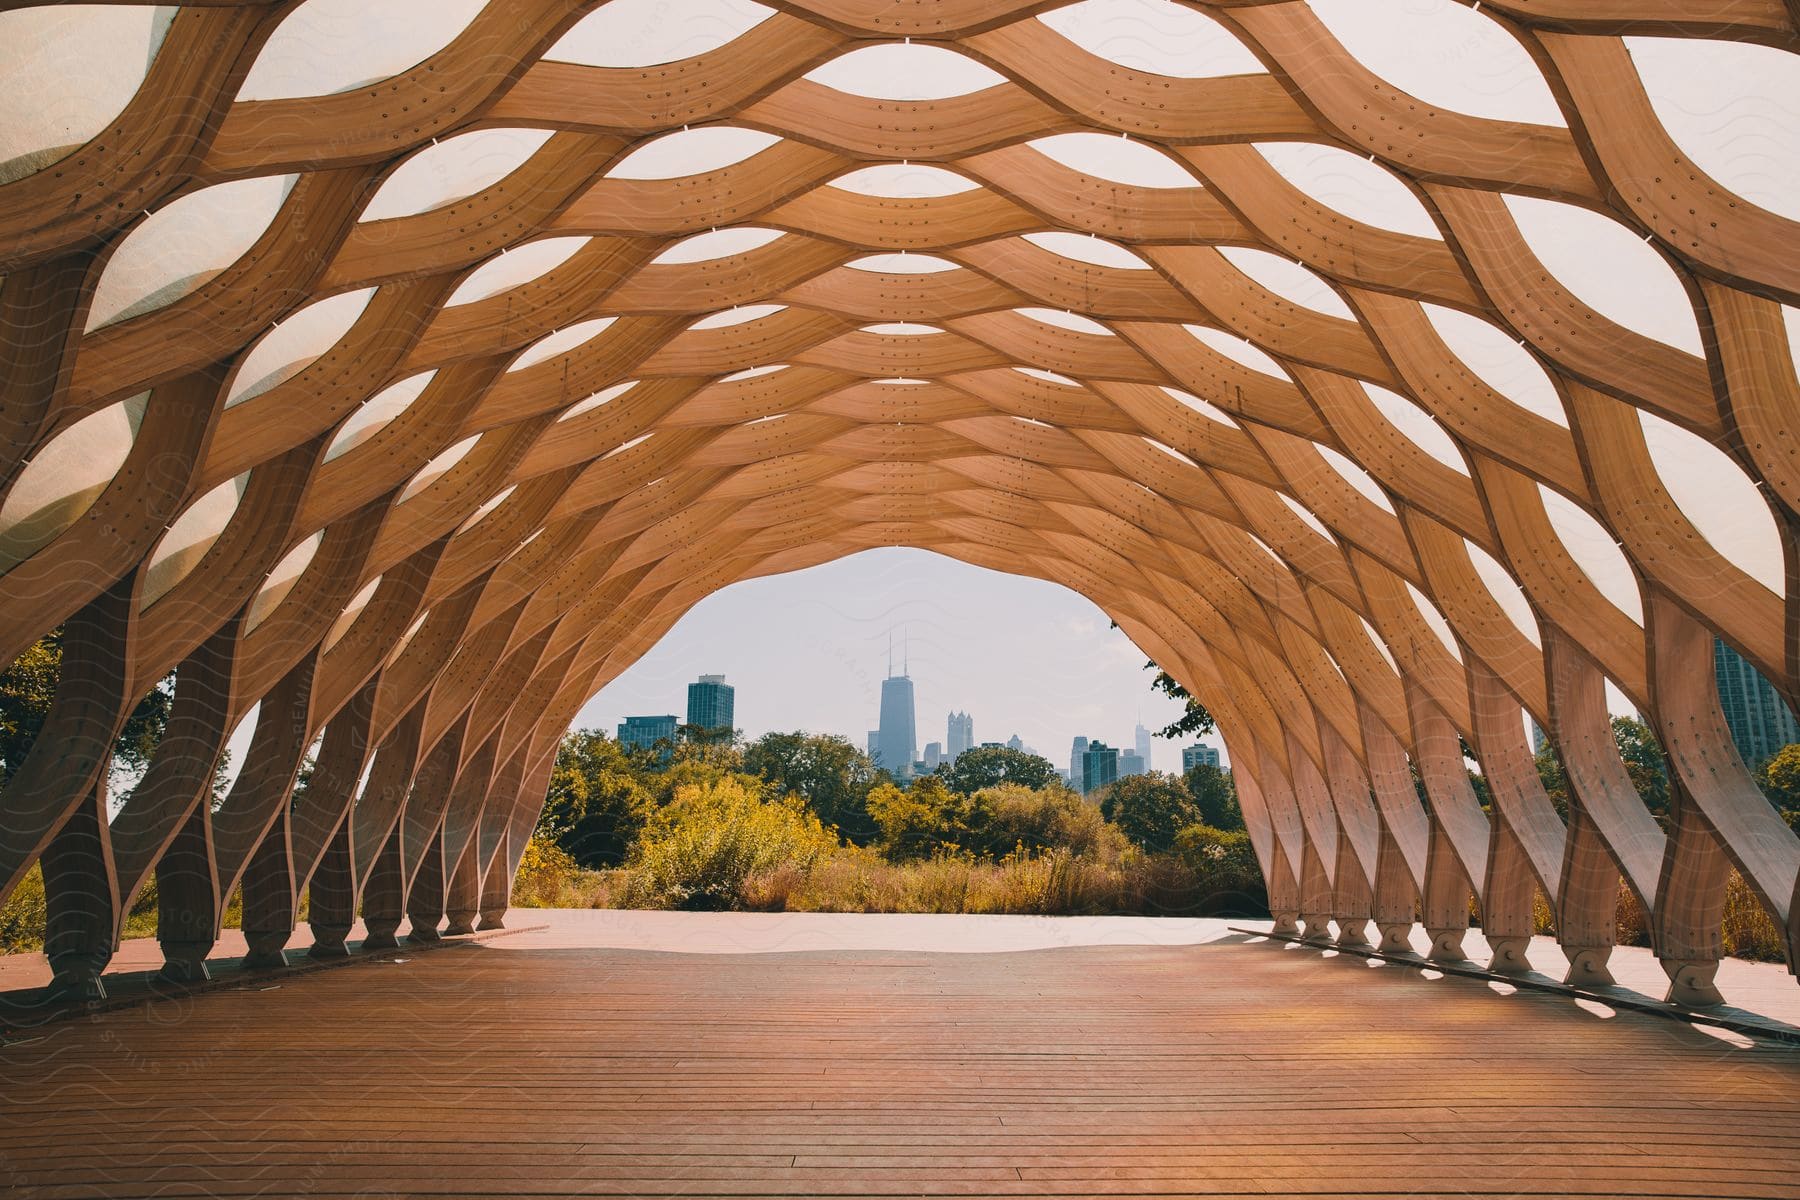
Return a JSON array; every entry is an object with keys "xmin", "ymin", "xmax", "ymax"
[{"xmin": 2, "ymin": 915, "xmax": 1798, "ymax": 1199}]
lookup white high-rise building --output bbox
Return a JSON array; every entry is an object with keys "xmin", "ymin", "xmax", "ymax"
[{"xmin": 1134, "ymin": 722, "xmax": 1153, "ymax": 773}]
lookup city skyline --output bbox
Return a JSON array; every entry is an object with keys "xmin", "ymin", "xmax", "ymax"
[{"xmin": 574, "ymin": 549, "xmax": 1208, "ymax": 768}]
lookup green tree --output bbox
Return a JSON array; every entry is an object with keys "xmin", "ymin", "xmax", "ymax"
[
  {"xmin": 1531, "ymin": 718, "xmax": 1669, "ymax": 822},
  {"xmin": 0, "ymin": 630, "xmax": 175, "ymax": 790},
  {"xmin": 1144, "ymin": 660, "xmax": 1216, "ymax": 740},
  {"xmin": 743, "ymin": 731, "xmax": 877, "ymax": 843},
  {"xmin": 1099, "ymin": 771, "xmax": 1202, "ymax": 854},
  {"xmin": 936, "ymin": 745, "xmax": 1057, "ymax": 794},
  {"xmin": 1182, "ymin": 763, "xmax": 1242, "ymax": 831},
  {"xmin": 1757, "ymin": 743, "xmax": 1800, "ymax": 819},
  {"xmin": 1611, "ymin": 716, "xmax": 1670, "ymax": 815},
  {"xmin": 537, "ymin": 730, "xmax": 654, "ymax": 868}
]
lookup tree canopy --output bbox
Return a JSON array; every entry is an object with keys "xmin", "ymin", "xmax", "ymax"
[
  {"xmin": 934, "ymin": 744, "xmax": 1057, "ymax": 794},
  {"xmin": 743, "ymin": 731, "xmax": 877, "ymax": 843},
  {"xmin": 1099, "ymin": 771, "xmax": 1203, "ymax": 854},
  {"xmin": 0, "ymin": 630, "xmax": 176, "ymax": 791}
]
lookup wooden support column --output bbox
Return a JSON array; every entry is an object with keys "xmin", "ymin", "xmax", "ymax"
[
  {"xmin": 1647, "ymin": 593, "xmax": 1799, "ymax": 995},
  {"xmin": 1482, "ymin": 818, "xmax": 1538, "ymax": 975},
  {"xmin": 238, "ymin": 809, "xmax": 294, "ymax": 969},
  {"xmin": 362, "ymin": 827, "xmax": 405, "ymax": 950},
  {"xmin": 1558, "ymin": 808, "xmax": 1622, "ymax": 986},
  {"xmin": 471, "ymin": 747, "xmax": 531, "ymax": 930},
  {"xmin": 1404, "ymin": 682, "xmax": 1489, "ymax": 961},
  {"xmin": 109, "ymin": 618, "xmax": 238, "ymax": 946},
  {"xmin": 1372, "ymin": 826, "xmax": 1419, "ymax": 953},
  {"xmin": 40, "ymin": 782, "xmax": 118, "ymax": 1001},
  {"xmin": 1319, "ymin": 728, "xmax": 1378, "ymax": 947},
  {"xmin": 0, "ymin": 574, "xmax": 136, "ymax": 908},
  {"xmin": 477, "ymin": 832, "xmax": 511, "ymax": 931},
  {"xmin": 1653, "ymin": 779, "xmax": 1733, "ymax": 1007},
  {"xmin": 1287, "ymin": 737, "xmax": 1339, "ymax": 944},
  {"xmin": 1544, "ymin": 625, "xmax": 1663, "ymax": 985},
  {"xmin": 1467, "ymin": 661, "xmax": 1566, "ymax": 975},
  {"xmin": 1422, "ymin": 821, "xmax": 1474, "ymax": 962},
  {"xmin": 406, "ymin": 832, "xmax": 446, "ymax": 944},
  {"xmin": 156, "ymin": 803, "xmax": 218, "ymax": 982},
  {"xmin": 351, "ymin": 705, "xmax": 427, "ymax": 950},
  {"xmin": 444, "ymin": 834, "xmax": 483, "ymax": 935},
  {"xmin": 1332, "ymin": 833, "xmax": 1373, "ymax": 947},
  {"xmin": 307, "ymin": 818, "xmax": 355, "ymax": 959},
  {"xmin": 1266, "ymin": 847, "xmax": 1300, "ymax": 935},
  {"xmin": 1359, "ymin": 704, "xmax": 1429, "ymax": 953},
  {"xmin": 209, "ymin": 654, "xmax": 315, "ymax": 968},
  {"xmin": 1298, "ymin": 840, "xmax": 1334, "ymax": 944},
  {"xmin": 290, "ymin": 681, "xmax": 378, "ymax": 958},
  {"xmin": 397, "ymin": 726, "xmax": 468, "ymax": 943}
]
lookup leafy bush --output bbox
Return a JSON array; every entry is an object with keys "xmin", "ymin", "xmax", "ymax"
[
  {"xmin": 0, "ymin": 864, "xmax": 47, "ymax": 954},
  {"xmin": 512, "ymin": 835, "xmax": 619, "ymax": 908},
  {"xmin": 966, "ymin": 782, "xmax": 1119, "ymax": 860},
  {"xmin": 619, "ymin": 777, "xmax": 839, "ymax": 910},
  {"xmin": 1172, "ymin": 824, "xmax": 1266, "ymax": 913},
  {"xmin": 866, "ymin": 775, "xmax": 966, "ymax": 861}
]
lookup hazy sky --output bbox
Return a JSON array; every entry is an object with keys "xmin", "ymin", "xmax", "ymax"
[{"xmin": 572, "ymin": 548, "xmax": 1208, "ymax": 773}]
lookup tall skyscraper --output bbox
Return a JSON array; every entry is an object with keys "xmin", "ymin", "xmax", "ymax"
[
  {"xmin": 1069, "ymin": 736, "xmax": 1089, "ymax": 793},
  {"xmin": 1715, "ymin": 638, "xmax": 1800, "ymax": 767},
  {"xmin": 946, "ymin": 711, "xmax": 974, "ymax": 761},
  {"xmin": 685, "ymin": 674, "xmax": 735, "ymax": 732},
  {"xmin": 1006, "ymin": 733, "xmax": 1024, "ymax": 752},
  {"xmin": 877, "ymin": 672, "xmax": 917, "ymax": 777},
  {"xmin": 1182, "ymin": 743, "xmax": 1221, "ymax": 771},
  {"xmin": 1134, "ymin": 722, "xmax": 1153, "ymax": 773},
  {"xmin": 1119, "ymin": 750, "xmax": 1145, "ymax": 777},
  {"xmin": 617, "ymin": 714, "xmax": 678, "ymax": 750},
  {"xmin": 923, "ymin": 742, "xmax": 943, "ymax": 771},
  {"xmin": 1082, "ymin": 741, "xmax": 1120, "ymax": 794}
]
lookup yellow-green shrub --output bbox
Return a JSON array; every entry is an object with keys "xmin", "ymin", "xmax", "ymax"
[{"xmin": 619, "ymin": 776, "xmax": 839, "ymax": 910}]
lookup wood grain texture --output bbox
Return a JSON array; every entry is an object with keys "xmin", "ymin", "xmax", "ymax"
[{"xmin": 4, "ymin": 924, "xmax": 1800, "ymax": 1197}]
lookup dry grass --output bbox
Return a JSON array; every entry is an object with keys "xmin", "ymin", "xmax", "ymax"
[{"xmin": 1527, "ymin": 871, "xmax": 1784, "ymax": 963}]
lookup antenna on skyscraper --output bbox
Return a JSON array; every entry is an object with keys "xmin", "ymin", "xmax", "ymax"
[{"xmin": 904, "ymin": 627, "xmax": 909, "ymax": 676}]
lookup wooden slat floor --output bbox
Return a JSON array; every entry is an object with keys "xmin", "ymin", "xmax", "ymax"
[{"xmin": 3, "ymin": 916, "xmax": 1799, "ymax": 1199}]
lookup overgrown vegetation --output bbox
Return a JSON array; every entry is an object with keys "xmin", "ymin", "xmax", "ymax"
[{"xmin": 523, "ymin": 730, "xmax": 1265, "ymax": 919}]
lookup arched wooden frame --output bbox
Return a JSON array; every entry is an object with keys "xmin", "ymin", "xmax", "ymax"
[{"xmin": 1, "ymin": 1, "xmax": 1797, "ymax": 1008}]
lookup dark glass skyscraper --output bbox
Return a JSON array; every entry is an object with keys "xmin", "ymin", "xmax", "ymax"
[
  {"xmin": 618, "ymin": 714, "xmax": 678, "ymax": 750},
  {"xmin": 1082, "ymin": 741, "xmax": 1119, "ymax": 794},
  {"xmin": 877, "ymin": 673, "xmax": 917, "ymax": 777},
  {"xmin": 1714, "ymin": 638, "xmax": 1800, "ymax": 767},
  {"xmin": 686, "ymin": 674, "xmax": 735, "ymax": 732}
]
